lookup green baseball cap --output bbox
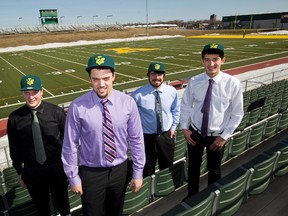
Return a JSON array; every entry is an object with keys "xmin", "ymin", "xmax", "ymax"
[
  {"xmin": 20, "ymin": 75, "xmax": 42, "ymax": 91},
  {"xmin": 148, "ymin": 62, "xmax": 165, "ymax": 73},
  {"xmin": 202, "ymin": 42, "xmax": 224, "ymax": 56},
  {"xmin": 86, "ymin": 54, "xmax": 115, "ymax": 72}
]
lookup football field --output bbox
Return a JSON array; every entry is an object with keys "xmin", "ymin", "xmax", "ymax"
[{"xmin": 0, "ymin": 36, "xmax": 288, "ymax": 118}]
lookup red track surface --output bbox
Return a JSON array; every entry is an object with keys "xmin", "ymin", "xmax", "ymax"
[{"xmin": 1, "ymin": 57, "xmax": 288, "ymax": 137}]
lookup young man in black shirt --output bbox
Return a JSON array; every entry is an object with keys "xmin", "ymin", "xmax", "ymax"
[{"xmin": 7, "ymin": 75, "xmax": 71, "ymax": 216}]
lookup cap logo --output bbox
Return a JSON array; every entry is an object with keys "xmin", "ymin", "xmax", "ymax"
[
  {"xmin": 154, "ymin": 64, "xmax": 161, "ymax": 70},
  {"xmin": 210, "ymin": 43, "xmax": 218, "ymax": 49},
  {"xmin": 26, "ymin": 78, "xmax": 34, "ymax": 86},
  {"xmin": 95, "ymin": 56, "xmax": 105, "ymax": 65}
]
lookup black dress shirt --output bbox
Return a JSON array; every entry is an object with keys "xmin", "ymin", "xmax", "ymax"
[{"xmin": 7, "ymin": 101, "xmax": 66, "ymax": 175}]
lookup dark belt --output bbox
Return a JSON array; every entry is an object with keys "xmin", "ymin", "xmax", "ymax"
[
  {"xmin": 24, "ymin": 159, "xmax": 61, "ymax": 168},
  {"xmin": 80, "ymin": 160, "xmax": 128, "ymax": 171},
  {"xmin": 191, "ymin": 123, "xmax": 223, "ymax": 137}
]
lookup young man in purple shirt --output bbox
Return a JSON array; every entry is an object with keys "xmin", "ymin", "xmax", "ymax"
[{"xmin": 61, "ymin": 54, "xmax": 145, "ymax": 216}]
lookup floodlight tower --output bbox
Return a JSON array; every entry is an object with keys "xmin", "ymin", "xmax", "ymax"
[{"xmin": 146, "ymin": 0, "xmax": 149, "ymax": 36}]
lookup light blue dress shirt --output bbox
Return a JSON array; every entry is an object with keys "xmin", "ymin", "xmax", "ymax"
[
  {"xmin": 62, "ymin": 89, "xmax": 145, "ymax": 187},
  {"xmin": 131, "ymin": 83, "xmax": 180, "ymax": 134}
]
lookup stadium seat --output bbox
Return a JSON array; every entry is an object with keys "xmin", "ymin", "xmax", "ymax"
[
  {"xmin": 162, "ymin": 184, "xmax": 219, "ymax": 216},
  {"xmin": 259, "ymin": 103, "xmax": 272, "ymax": 120},
  {"xmin": 230, "ymin": 129, "xmax": 250, "ymax": 157},
  {"xmin": 279, "ymin": 95, "xmax": 288, "ymax": 112},
  {"xmin": 243, "ymin": 152, "xmax": 278, "ymax": 195},
  {"xmin": 221, "ymin": 137, "xmax": 232, "ymax": 164},
  {"xmin": 154, "ymin": 161, "xmax": 185, "ymax": 197},
  {"xmin": 265, "ymin": 142, "xmax": 288, "ymax": 176},
  {"xmin": 247, "ymin": 121, "xmax": 266, "ymax": 147},
  {"xmin": 235, "ymin": 112, "xmax": 249, "ymax": 131},
  {"xmin": 263, "ymin": 114, "xmax": 280, "ymax": 138},
  {"xmin": 269, "ymin": 99, "xmax": 281, "ymax": 115},
  {"xmin": 123, "ymin": 176, "xmax": 152, "ymax": 215},
  {"xmin": 213, "ymin": 167, "xmax": 252, "ymax": 216},
  {"xmin": 6, "ymin": 186, "xmax": 37, "ymax": 216},
  {"xmin": 67, "ymin": 187, "xmax": 82, "ymax": 215},
  {"xmin": 174, "ymin": 137, "xmax": 187, "ymax": 162},
  {"xmin": 247, "ymin": 107, "xmax": 261, "ymax": 126},
  {"xmin": 278, "ymin": 109, "xmax": 288, "ymax": 131}
]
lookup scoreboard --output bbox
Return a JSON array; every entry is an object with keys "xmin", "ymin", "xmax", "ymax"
[{"xmin": 39, "ymin": 9, "xmax": 58, "ymax": 25}]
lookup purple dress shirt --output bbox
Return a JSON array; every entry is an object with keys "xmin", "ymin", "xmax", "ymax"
[{"xmin": 62, "ymin": 89, "xmax": 145, "ymax": 187}]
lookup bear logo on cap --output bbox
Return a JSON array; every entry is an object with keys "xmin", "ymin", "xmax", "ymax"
[
  {"xmin": 154, "ymin": 64, "xmax": 161, "ymax": 70},
  {"xmin": 26, "ymin": 78, "xmax": 35, "ymax": 86},
  {"xmin": 210, "ymin": 43, "xmax": 219, "ymax": 49},
  {"xmin": 95, "ymin": 56, "xmax": 105, "ymax": 65}
]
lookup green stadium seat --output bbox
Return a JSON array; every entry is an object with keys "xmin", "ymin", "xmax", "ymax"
[
  {"xmin": 235, "ymin": 112, "xmax": 249, "ymax": 131},
  {"xmin": 162, "ymin": 185, "xmax": 218, "ymax": 216},
  {"xmin": 174, "ymin": 137, "xmax": 187, "ymax": 162},
  {"xmin": 278, "ymin": 109, "xmax": 288, "ymax": 131},
  {"xmin": 247, "ymin": 121, "xmax": 266, "ymax": 147},
  {"xmin": 263, "ymin": 114, "xmax": 280, "ymax": 138},
  {"xmin": 265, "ymin": 142, "xmax": 288, "ymax": 176},
  {"xmin": 154, "ymin": 161, "xmax": 185, "ymax": 197},
  {"xmin": 247, "ymin": 107, "xmax": 261, "ymax": 126},
  {"xmin": 213, "ymin": 167, "xmax": 252, "ymax": 216},
  {"xmin": 123, "ymin": 176, "xmax": 152, "ymax": 215},
  {"xmin": 230, "ymin": 129, "xmax": 250, "ymax": 157},
  {"xmin": 259, "ymin": 103, "xmax": 272, "ymax": 120},
  {"xmin": 221, "ymin": 137, "xmax": 232, "ymax": 164},
  {"xmin": 243, "ymin": 152, "xmax": 278, "ymax": 195}
]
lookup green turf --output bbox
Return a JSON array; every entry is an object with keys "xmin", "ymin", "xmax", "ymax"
[{"xmin": 0, "ymin": 37, "xmax": 288, "ymax": 118}]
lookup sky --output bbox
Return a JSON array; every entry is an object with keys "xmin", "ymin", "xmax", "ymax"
[{"xmin": 0, "ymin": 0, "xmax": 287, "ymax": 28}]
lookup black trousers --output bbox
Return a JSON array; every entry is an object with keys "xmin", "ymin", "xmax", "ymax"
[
  {"xmin": 22, "ymin": 160, "xmax": 70, "ymax": 216},
  {"xmin": 79, "ymin": 160, "xmax": 128, "ymax": 216},
  {"xmin": 187, "ymin": 128, "xmax": 224, "ymax": 196},
  {"xmin": 143, "ymin": 132, "xmax": 175, "ymax": 177}
]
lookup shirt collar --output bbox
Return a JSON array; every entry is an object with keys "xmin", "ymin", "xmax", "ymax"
[
  {"xmin": 204, "ymin": 71, "xmax": 223, "ymax": 84},
  {"xmin": 148, "ymin": 83, "xmax": 164, "ymax": 93},
  {"xmin": 92, "ymin": 89, "xmax": 115, "ymax": 106}
]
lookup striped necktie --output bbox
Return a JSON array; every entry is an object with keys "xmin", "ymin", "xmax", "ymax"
[
  {"xmin": 155, "ymin": 90, "xmax": 163, "ymax": 134},
  {"xmin": 201, "ymin": 79, "xmax": 214, "ymax": 137},
  {"xmin": 101, "ymin": 99, "xmax": 117, "ymax": 162},
  {"xmin": 32, "ymin": 110, "xmax": 47, "ymax": 164}
]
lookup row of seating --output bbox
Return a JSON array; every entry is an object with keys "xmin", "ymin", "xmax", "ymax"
[
  {"xmin": 243, "ymin": 79, "xmax": 288, "ymax": 109},
  {"xmin": 162, "ymin": 138, "xmax": 288, "ymax": 216}
]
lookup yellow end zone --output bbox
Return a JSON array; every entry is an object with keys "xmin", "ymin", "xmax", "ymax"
[
  {"xmin": 106, "ymin": 47, "xmax": 158, "ymax": 54},
  {"xmin": 186, "ymin": 35, "xmax": 288, "ymax": 39}
]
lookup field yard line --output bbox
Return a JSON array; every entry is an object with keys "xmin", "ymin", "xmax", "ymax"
[
  {"xmin": 0, "ymin": 56, "xmax": 54, "ymax": 96},
  {"xmin": 29, "ymin": 50, "xmax": 141, "ymax": 80},
  {"xmin": 22, "ymin": 55, "xmax": 89, "ymax": 83},
  {"xmin": 0, "ymin": 56, "xmax": 26, "ymax": 76}
]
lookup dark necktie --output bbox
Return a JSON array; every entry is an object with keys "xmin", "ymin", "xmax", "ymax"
[
  {"xmin": 201, "ymin": 79, "xmax": 214, "ymax": 137},
  {"xmin": 101, "ymin": 99, "xmax": 116, "ymax": 162},
  {"xmin": 32, "ymin": 110, "xmax": 46, "ymax": 164},
  {"xmin": 155, "ymin": 91, "xmax": 163, "ymax": 134}
]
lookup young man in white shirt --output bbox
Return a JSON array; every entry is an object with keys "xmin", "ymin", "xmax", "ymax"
[{"xmin": 180, "ymin": 43, "xmax": 244, "ymax": 198}]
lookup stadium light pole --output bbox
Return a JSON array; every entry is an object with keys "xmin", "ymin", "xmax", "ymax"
[
  {"xmin": 146, "ymin": 0, "xmax": 149, "ymax": 36},
  {"xmin": 77, "ymin": 16, "xmax": 82, "ymax": 25},
  {"xmin": 107, "ymin": 15, "xmax": 113, "ymax": 24},
  {"xmin": 60, "ymin": 16, "xmax": 65, "ymax": 25},
  {"xmin": 93, "ymin": 15, "xmax": 98, "ymax": 24},
  {"xmin": 18, "ymin": 17, "xmax": 22, "ymax": 27}
]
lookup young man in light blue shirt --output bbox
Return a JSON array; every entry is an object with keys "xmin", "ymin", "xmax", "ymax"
[{"xmin": 131, "ymin": 62, "xmax": 180, "ymax": 177}]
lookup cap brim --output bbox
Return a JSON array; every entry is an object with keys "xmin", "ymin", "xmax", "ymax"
[{"xmin": 86, "ymin": 66, "xmax": 115, "ymax": 72}]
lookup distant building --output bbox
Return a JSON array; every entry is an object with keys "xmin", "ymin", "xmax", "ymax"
[{"xmin": 222, "ymin": 12, "xmax": 288, "ymax": 29}]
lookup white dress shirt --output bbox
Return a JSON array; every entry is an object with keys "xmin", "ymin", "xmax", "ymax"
[{"xmin": 180, "ymin": 71, "xmax": 244, "ymax": 140}]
